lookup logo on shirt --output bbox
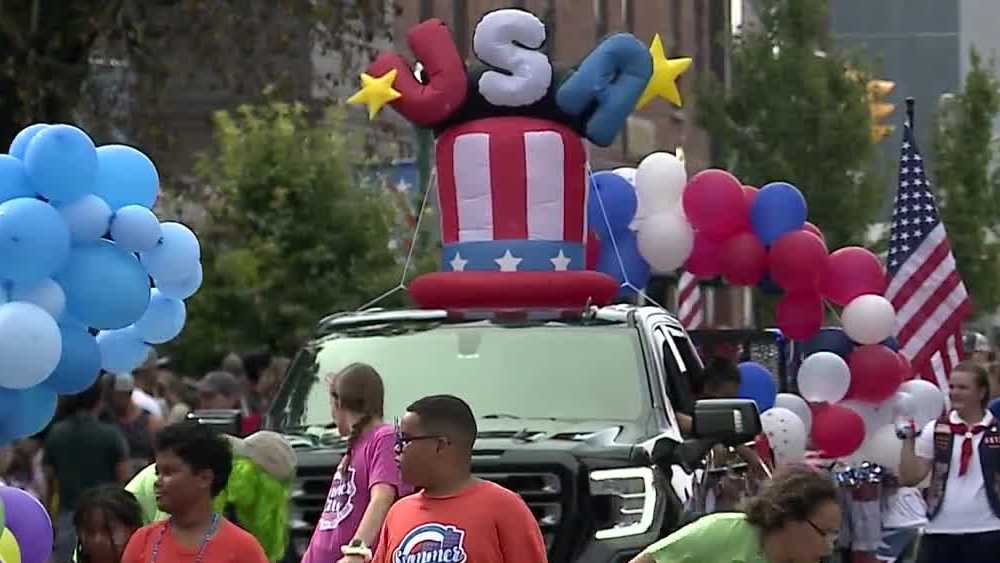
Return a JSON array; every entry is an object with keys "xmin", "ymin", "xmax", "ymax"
[
  {"xmin": 318, "ymin": 466, "xmax": 357, "ymax": 531},
  {"xmin": 392, "ymin": 523, "xmax": 467, "ymax": 563}
]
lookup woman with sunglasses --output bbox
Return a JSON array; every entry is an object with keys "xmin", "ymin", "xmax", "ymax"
[
  {"xmin": 629, "ymin": 465, "xmax": 841, "ymax": 563},
  {"xmin": 301, "ymin": 364, "xmax": 408, "ymax": 563}
]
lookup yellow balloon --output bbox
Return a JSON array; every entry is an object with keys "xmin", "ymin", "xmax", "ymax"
[{"xmin": 0, "ymin": 527, "xmax": 21, "ymax": 563}]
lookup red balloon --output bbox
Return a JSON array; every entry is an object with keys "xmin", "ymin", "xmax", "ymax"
[
  {"xmin": 682, "ymin": 169, "xmax": 747, "ymax": 240},
  {"xmin": 769, "ymin": 230, "xmax": 829, "ymax": 292},
  {"xmin": 742, "ymin": 185, "xmax": 759, "ymax": 208},
  {"xmin": 897, "ymin": 353, "xmax": 914, "ymax": 380},
  {"xmin": 822, "ymin": 246, "xmax": 888, "ymax": 306},
  {"xmin": 803, "ymin": 222, "xmax": 824, "ymax": 241},
  {"xmin": 846, "ymin": 345, "xmax": 905, "ymax": 402},
  {"xmin": 586, "ymin": 229, "xmax": 601, "ymax": 270},
  {"xmin": 685, "ymin": 232, "xmax": 723, "ymax": 278},
  {"xmin": 719, "ymin": 232, "xmax": 768, "ymax": 286},
  {"xmin": 810, "ymin": 403, "xmax": 865, "ymax": 457},
  {"xmin": 776, "ymin": 292, "xmax": 823, "ymax": 341}
]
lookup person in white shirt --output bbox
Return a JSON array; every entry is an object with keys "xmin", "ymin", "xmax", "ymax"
[{"xmin": 898, "ymin": 361, "xmax": 1000, "ymax": 563}]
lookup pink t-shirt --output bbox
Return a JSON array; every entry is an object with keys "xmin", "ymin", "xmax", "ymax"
[{"xmin": 301, "ymin": 424, "xmax": 406, "ymax": 562}]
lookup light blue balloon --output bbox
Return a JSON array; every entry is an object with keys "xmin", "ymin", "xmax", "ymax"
[
  {"xmin": 58, "ymin": 194, "xmax": 112, "ymax": 241},
  {"xmin": 0, "ymin": 155, "xmax": 33, "ymax": 202},
  {"xmin": 94, "ymin": 145, "xmax": 159, "ymax": 210},
  {"xmin": 8, "ymin": 123, "xmax": 49, "ymax": 160},
  {"xmin": 134, "ymin": 289, "xmax": 186, "ymax": 344},
  {"xmin": 140, "ymin": 222, "xmax": 201, "ymax": 282},
  {"xmin": 156, "ymin": 262, "xmax": 203, "ymax": 300},
  {"xmin": 0, "ymin": 197, "xmax": 71, "ymax": 285},
  {"xmin": 0, "ymin": 386, "xmax": 58, "ymax": 442},
  {"xmin": 111, "ymin": 205, "xmax": 162, "ymax": 252},
  {"xmin": 24, "ymin": 124, "xmax": 98, "ymax": 202},
  {"xmin": 55, "ymin": 240, "xmax": 151, "ymax": 329},
  {"xmin": 96, "ymin": 326, "xmax": 151, "ymax": 373},
  {"xmin": 43, "ymin": 324, "xmax": 101, "ymax": 394},
  {"xmin": 750, "ymin": 182, "xmax": 808, "ymax": 245}
]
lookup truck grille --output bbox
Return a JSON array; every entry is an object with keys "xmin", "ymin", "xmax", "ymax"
[{"xmin": 289, "ymin": 467, "xmax": 567, "ymax": 556}]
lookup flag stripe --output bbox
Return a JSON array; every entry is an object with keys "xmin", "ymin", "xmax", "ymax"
[
  {"xmin": 563, "ymin": 129, "xmax": 587, "ymax": 242},
  {"xmin": 437, "ymin": 131, "xmax": 459, "ymax": 244},
  {"xmin": 887, "ymin": 233, "xmax": 950, "ymax": 309},
  {"xmin": 490, "ymin": 130, "xmax": 527, "ymax": 239},
  {"xmin": 525, "ymin": 131, "xmax": 565, "ymax": 241},
  {"xmin": 896, "ymin": 271, "xmax": 963, "ymax": 343},
  {"xmin": 453, "ymin": 133, "xmax": 494, "ymax": 242}
]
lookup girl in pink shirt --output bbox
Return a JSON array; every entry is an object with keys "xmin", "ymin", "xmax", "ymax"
[{"xmin": 301, "ymin": 364, "xmax": 406, "ymax": 563}]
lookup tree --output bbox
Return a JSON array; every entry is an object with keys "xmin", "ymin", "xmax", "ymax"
[
  {"xmin": 696, "ymin": 0, "xmax": 884, "ymax": 249},
  {"xmin": 932, "ymin": 48, "xmax": 1000, "ymax": 312},
  {"xmin": 164, "ymin": 102, "xmax": 406, "ymax": 374}
]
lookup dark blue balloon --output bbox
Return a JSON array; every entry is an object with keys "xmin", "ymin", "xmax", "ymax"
[
  {"xmin": 596, "ymin": 231, "xmax": 650, "ymax": 295},
  {"xmin": 0, "ymin": 385, "xmax": 58, "ymax": 443},
  {"xmin": 588, "ymin": 171, "xmax": 637, "ymax": 237},
  {"xmin": 55, "ymin": 239, "xmax": 151, "ymax": 329},
  {"xmin": 43, "ymin": 324, "xmax": 102, "ymax": 394},
  {"xmin": 750, "ymin": 182, "xmax": 807, "ymax": 245},
  {"xmin": 881, "ymin": 336, "xmax": 900, "ymax": 351},
  {"xmin": 738, "ymin": 361, "xmax": 777, "ymax": 412},
  {"xmin": 802, "ymin": 327, "xmax": 856, "ymax": 359}
]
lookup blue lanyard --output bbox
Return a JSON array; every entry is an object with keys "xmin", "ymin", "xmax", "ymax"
[{"xmin": 150, "ymin": 512, "xmax": 220, "ymax": 563}]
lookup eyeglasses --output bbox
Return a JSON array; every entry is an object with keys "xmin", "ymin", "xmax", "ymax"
[
  {"xmin": 806, "ymin": 519, "xmax": 839, "ymax": 544},
  {"xmin": 394, "ymin": 432, "xmax": 442, "ymax": 454}
]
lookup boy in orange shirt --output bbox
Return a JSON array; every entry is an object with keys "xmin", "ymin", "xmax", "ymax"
[{"xmin": 370, "ymin": 395, "xmax": 547, "ymax": 563}]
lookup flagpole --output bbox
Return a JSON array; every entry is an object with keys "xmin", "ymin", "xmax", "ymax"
[{"xmin": 906, "ymin": 97, "xmax": 915, "ymax": 129}]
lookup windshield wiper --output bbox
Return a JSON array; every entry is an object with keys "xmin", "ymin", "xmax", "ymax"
[{"xmin": 481, "ymin": 413, "xmax": 565, "ymax": 422}]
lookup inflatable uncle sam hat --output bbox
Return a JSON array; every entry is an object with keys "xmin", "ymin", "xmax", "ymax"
[{"xmin": 349, "ymin": 8, "xmax": 684, "ymax": 310}]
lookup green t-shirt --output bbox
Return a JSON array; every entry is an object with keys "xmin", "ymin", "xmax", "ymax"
[
  {"xmin": 643, "ymin": 512, "xmax": 767, "ymax": 563},
  {"xmin": 43, "ymin": 415, "xmax": 128, "ymax": 511}
]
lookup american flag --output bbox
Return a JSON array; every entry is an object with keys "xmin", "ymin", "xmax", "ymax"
[
  {"xmin": 677, "ymin": 271, "xmax": 704, "ymax": 330},
  {"xmin": 885, "ymin": 112, "xmax": 971, "ymax": 390}
]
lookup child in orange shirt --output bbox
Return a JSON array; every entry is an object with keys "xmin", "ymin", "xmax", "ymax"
[{"xmin": 372, "ymin": 395, "xmax": 547, "ymax": 563}]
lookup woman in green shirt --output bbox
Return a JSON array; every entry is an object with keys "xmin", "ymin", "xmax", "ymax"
[{"xmin": 631, "ymin": 465, "xmax": 841, "ymax": 563}]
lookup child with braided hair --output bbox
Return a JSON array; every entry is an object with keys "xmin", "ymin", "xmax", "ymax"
[{"xmin": 302, "ymin": 363, "xmax": 408, "ymax": 563}]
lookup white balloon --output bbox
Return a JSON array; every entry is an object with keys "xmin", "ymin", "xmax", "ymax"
[
  {"xmin": 10, "ymin": 278, "xmax": 66, "ymax": 319},
  {"xmin": 899, "ymin": 379, "xmax": 946, "ymax": 426},
  {"xmin": 636, "ymin": 209, "xmax": 694, "ymax": 273},
  {"xmin": 891, "ymin": 391, "xmax": 916, "ymax": 418},
  {"xmin": 851, "ymin": 424, "xmax": 903, "ymax": 472},
  {"xmin": 842, "ymin": 294, "xmax": 897, "ymax": 345},
  {"xmin": 58, "ymin": 194, "xmax": 112, "ymax": 242},
  {"xmin": 840, "ymin": 399, "xmax": 893, "ymax": 435},
  {"xmin": 774, "ymin": 393, "xmax": 812, "ymax": 433},
  {"xmin": 0, "ymin": 301, "xmax": 62, "ymax": 389},
  {"xmin": 613, "ymin": 167, "xmax": 637, "ymax": 186},
  {"xmin": 760, "ymin": 407, "xmax": 807, "ymax": 464},
  {"xmin": 634, "ymin": 152, "xmax": 686, "ymax": 222},
  {"xmin": 797, "ymin": 352, "xmax": 851, "ymax": 403}
]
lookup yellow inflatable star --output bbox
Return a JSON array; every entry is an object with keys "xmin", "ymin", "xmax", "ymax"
[
  {"xmin": 347, "ymin": 69, "xmax": 402, "ymax": 120},
  {"xmin": 636, "ymin": 34, "xmax": 692, "ymax": 109}
]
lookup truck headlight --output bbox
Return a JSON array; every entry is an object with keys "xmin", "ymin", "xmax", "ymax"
[{"xmin": 589, "ymin": 467, "xmax": 657, "ymax": 539}]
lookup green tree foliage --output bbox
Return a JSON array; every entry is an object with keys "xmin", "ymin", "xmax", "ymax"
[
  {"xmin": 164, "ymin": 103, "xmax": 403, "ymax": 374},
  {"xmin": 932, "ymin": 48, "xmax": 1000, "ymax": 312},
  {"xmin": 696, "ymin": 0, "xmax": 883, "ymax": 248}
]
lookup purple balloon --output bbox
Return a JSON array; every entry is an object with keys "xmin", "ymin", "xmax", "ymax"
[{"xmin": 0, "ymin": 486, "xmax": 52, "ymax": 563}]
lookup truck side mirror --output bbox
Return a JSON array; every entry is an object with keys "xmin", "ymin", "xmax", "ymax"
[
  {"xmin": 186, "ymin": 409, "xmax": 242, "ymax": 436},
  {"xmin": 670, "ymin": 399, "xmax": 762, "ymax": 472}
]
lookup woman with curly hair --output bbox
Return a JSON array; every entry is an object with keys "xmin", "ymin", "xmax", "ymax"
[
  {"xmin": 74, "ymin": 486, "xmax": 144, "ymax": 563},
  {"xmin": 630, "ymin": 465, "xmax": 841, "ymax": 563}
]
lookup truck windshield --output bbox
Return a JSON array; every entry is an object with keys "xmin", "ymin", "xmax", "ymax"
[{"xmin": 271, "ymin": 323, "xmax": 646, "ymax": 432}]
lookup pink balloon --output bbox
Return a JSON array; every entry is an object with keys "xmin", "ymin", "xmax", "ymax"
[
  {"xmin": 683, "ymin": 169, "xmax": 747, "ymax": 240},
  {"xmin": 847, "ymin": 345, "xmax": 905, "ymax": 402},
  {"xmin": 810, "ymin": 403, "xmax": 865, "ymax": 458},
  {"xmin": 685, "ymin": 232, "xmax": 723, "ymax": 279},
  {"xmin": 803, "ymin": 222, "xmax": 824, "ymax": 241},
  {"xmin": 822, "ymin": 246, "xmax": 887, "ymax": 306},
  {"xmin": 769, "ymin": 230, "xmax": 829, "ymax": 292},
  {"xmin": 720, "ymin": 232, "xmax": 768, "ymax": 286},
  {"xmin": 776, "ymin": 292, "xmax": 823, "ymax": 341},
  {"xmin": 742, "ymin": 185, "xmax": 759, "ymax": 208}
]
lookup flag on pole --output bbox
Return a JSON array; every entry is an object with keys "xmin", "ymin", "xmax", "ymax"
[
  {"xmin": 677, "ymin": 271, "xmax": 704, "ymax": 330},
  {"xmin": 885, "ymin": 100, "xmax": 972, "ymax": 389}
]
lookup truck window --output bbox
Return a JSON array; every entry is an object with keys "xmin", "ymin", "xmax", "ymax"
[{"xmin": 657, "ymin": 327, "xmax": 697, "ymax": 417}]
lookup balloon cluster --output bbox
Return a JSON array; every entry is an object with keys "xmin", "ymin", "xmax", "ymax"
[
  {"xmin": 0, "ymin": 123, "xmax": 202, "ymax": 444},
  {"xmin": 0, "ymin": 486, "xmax": 53, "ymax": 563}
]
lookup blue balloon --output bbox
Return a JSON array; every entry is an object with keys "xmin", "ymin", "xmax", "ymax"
[
  {"xmin": 156, "ymin": 263, "xmax": 203, "ymax": 300},
  {"xmin": 55, "ymin": 240, "xmax": 151, "ymax": 329},
  {"xmin": 0, "ymin": 197, "xmax": 71, "ymax": 285},
  {"xmin": 96, "ymin": 327, "xmax": 151, "ymax": 373},
  {"xmin": 43, "ymin": 324, "xmax": 102, "ymax": 395},
  {"xmin": 134, "ymin": 289, "xmax": 186, "ymax": 344},
  {"xmin": 0, "ymin": 155, "xmax": 33, "ymax": 202},
  {"xmin": 140, "ymin": 222, "xmax": 201, "ymax": 283},
  {"xmin": 881, "ymin": 336, "xmax": 900, "ymax": 351},
  {"xmin": 588, "ymin": 171, "xmax": 637, "ymax": 237},
  {"xmin": 802, "ymin": 327, "xmax": 855, "ymax": 359},
  {"xmin": 750, "ymin": 182, "xmax": 807, "ymax": 245},
  {"xmin": 556, "ymin": 34, "xmax": 653, "ymax": 146},
  {"xmin": 111, "ymin": 205, "xmax": 162, "ymax": 252},
  {"xmin": 23, "ymin": 124, "xmax": 98, "ymax": 202},
  {"xmin": 596, "ymin": 231, "xmax": 650, "ymax": 296},
  {"xmin": 58, "ymin": 194, "xmax": 113, "ymax": 242},
  {"xmin": 0, "ymin": 386, "xmax": 58, "ymax": 443},
  {"xmin": 94, "ymin": 145, "xmax": 160, "ymax": 210},
  {"xmin": 8, "ymin": 123, "xmax": 49, "ymax": 160},
  {"xmin": 737, "ymin": 361, "xmax": 777, "ymax": 412}
]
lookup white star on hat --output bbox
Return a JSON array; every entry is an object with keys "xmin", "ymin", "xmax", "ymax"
[
  {"xmin": 495, "ymin": 250, "xmax": 522, "ymax": 272},
  {"xmin": 550, "ymin": 250, "xmax": 572, "ymax": 271},
  {"xmin": 449, "ymin": 252, "xmax": 468, "ymax": 272}
]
